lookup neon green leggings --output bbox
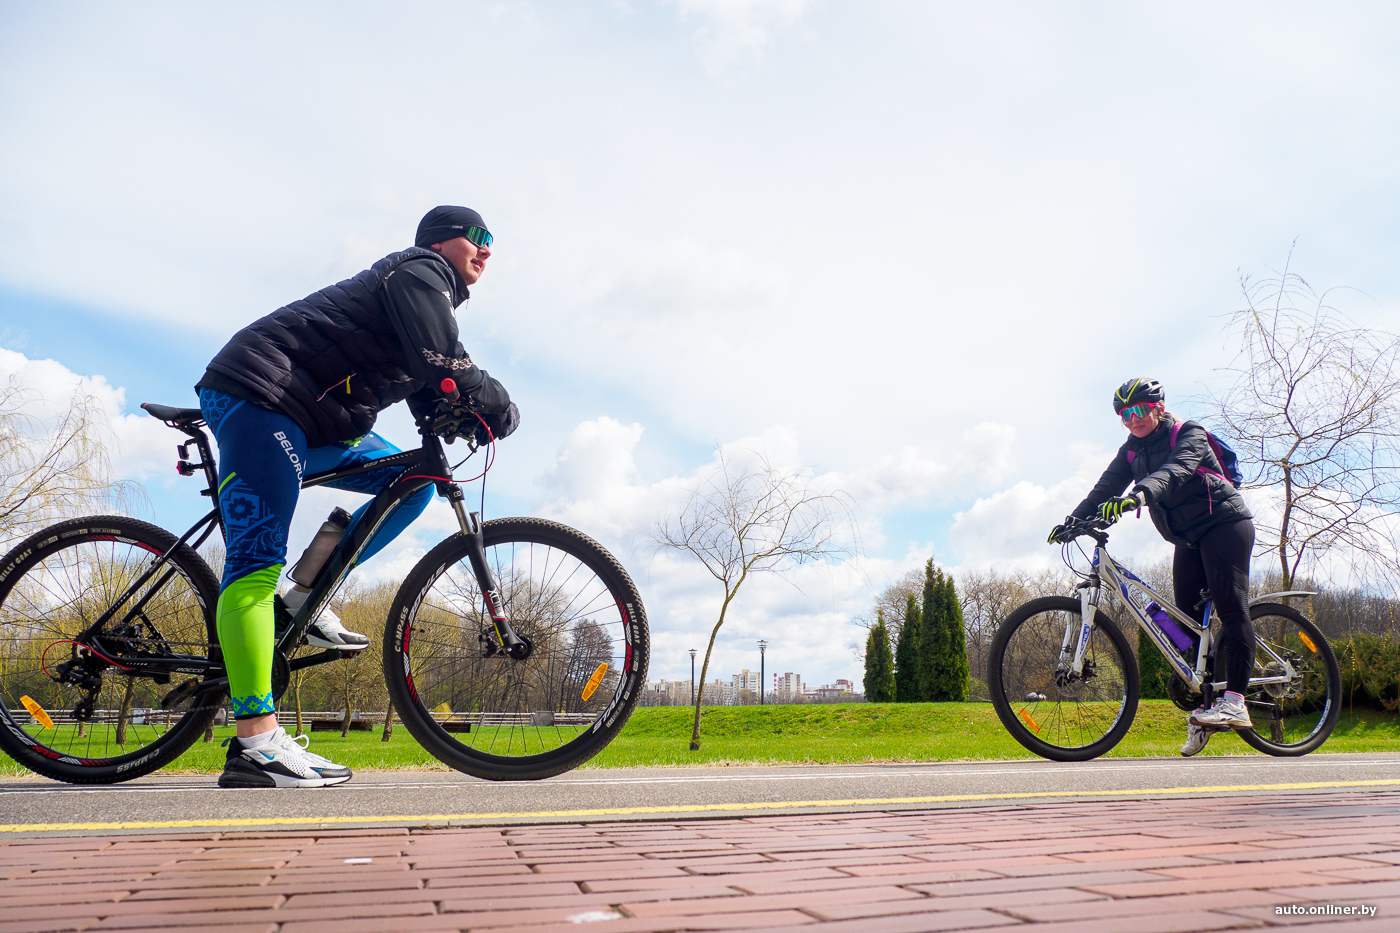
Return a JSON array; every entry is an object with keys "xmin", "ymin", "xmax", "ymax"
[{"xmin": 216, "ymin": 565, "xmax": 280, "ymax": 718}]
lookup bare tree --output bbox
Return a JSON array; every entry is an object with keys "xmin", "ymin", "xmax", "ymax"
[
  {"xmin": 1209, "ymin": 260, "xmax": 1400, "ymax": 591},
  {"xmin": 0, "ymin": 378, "xmax": 143, "ymax": 544},
  {"xmin": 319, "ymin": 580, "xmax": 393, "ymax": 735},
  {"xmin": 650, "ymin": 450, "xmax": 856, "ymax": 750}
]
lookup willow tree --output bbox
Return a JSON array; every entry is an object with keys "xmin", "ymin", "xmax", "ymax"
[
  {"xmin": 650, "ymin": 450, "xmax": 856, "ymax": 750},
  {"xmin": 0, "ymin": 378, "xmax": 142, "ymax": 543}
]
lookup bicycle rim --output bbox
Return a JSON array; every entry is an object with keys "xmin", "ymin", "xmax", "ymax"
[
  {"xmin": 0, "ymin": 517, "xmax": 220, "ymax": 782},
  {"xmin": 385, "ymin": 517, "xmax": 648, "ymax": 780},
  {"xmin": 989, "ymin": 596, "xmax": 1138, "ymax": 761},
  {"xmin": 1235, "ymin": 602, "xmax": 1340, "ymax": 757}
]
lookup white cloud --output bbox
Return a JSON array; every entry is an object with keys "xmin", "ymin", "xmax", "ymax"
[
  {"xmin": 670, "ymin": 0, "xmax": 809, "ymax": 74},
  {"xmin": 948, "ymin": 450, "xmax": 1173, "ymax": 575},
  {"xmin": 0, "ymin": 347, "xmax": 170, "ymax": 485}
]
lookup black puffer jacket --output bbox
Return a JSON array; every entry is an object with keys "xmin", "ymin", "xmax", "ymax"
[
  {"xmin": 1070, "ymin": 415, "xmax": 1252, "ymax": 547},
  {"xmin": 198, "ymin": 248, "xmax": 510, "ymax": 448}
]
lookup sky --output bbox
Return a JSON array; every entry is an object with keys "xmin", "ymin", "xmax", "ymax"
[{"xmin": 3, "ymin": 1, "xmax": 1399, "ymax": 687}]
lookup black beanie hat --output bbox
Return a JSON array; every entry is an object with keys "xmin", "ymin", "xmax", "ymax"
[{"xmin": 415, "ymin": 205, "xmax": 489, "ymax": 248}]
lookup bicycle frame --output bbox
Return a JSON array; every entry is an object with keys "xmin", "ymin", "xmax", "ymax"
[
  {"xmin": 73, "ymin": 411, "xmax": 529, "ymax": 696},
  {"xmin": 1067, "ymin": 539, "xmax": 1300, "ymax": 698}
]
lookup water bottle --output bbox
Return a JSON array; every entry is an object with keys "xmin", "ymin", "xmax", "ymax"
[
  {"xmin": 1145, "ymin": 601, "xmax": 1194, "ymax": 652},
  {"xmin": 288, "ymin": 507, "xmax": 353, "ymax": 587}
]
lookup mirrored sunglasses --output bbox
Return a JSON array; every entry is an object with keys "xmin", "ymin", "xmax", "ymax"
[
  {"xmin": 1119, "ymin": 403, "xmax": 1156, "ymax": 423},
  {"xmin": 465, "ymin": 226, "xmax": 492, "ymax": 249}
]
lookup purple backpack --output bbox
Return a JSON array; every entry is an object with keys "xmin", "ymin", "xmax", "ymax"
[{"xmin": 1126, "ymin": 422, "xmax": 1243, "ymax": 488}]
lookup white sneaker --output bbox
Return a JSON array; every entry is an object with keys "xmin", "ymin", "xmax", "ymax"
[
  {"xmin": 1181, "ymin": 717, "xmax": 1216, "ymax": 757},
  {"xmin": 280, "ymin": 590, "xmax": 370, "ymax": 651},
  {"xmin": 1190, "ymin": 694, "xmax": 1252, "ymax": 729},
  {"xmin": 305, "ymin": 607, "xmax": 371, "ymax": 651},
  {"xmin": 219, "ymin": 727, "xmax": 352, "ymax": 788}
]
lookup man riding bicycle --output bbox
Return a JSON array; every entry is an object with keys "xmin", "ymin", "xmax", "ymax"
[{"xmin": 196, "ymin": 205, "xmax": 520, "ymax": 788}]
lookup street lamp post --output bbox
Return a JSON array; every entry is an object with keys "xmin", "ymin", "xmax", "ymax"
[
  {"xmin": 689, "ymin": 649, "xmax": 697, "ymax": 705},
  {"xmin": 757, "ymin": 639, "xmax": 767, "ymax": 706}
]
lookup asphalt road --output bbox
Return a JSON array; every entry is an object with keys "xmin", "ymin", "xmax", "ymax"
[{"xmin": 4, "ymin": 752, "xmax": 1400, "ymax": 837}]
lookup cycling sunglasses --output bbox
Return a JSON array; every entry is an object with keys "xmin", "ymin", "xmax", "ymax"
[
  {"xmin": 1119, "ymin": 403, "xmax": 1157, "ymax": 423},
  {"xmin": 464, "ymin": 226, "xmax": 492, "ymax": 249}
]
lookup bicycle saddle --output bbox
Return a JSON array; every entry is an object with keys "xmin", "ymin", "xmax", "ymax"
[{"xmin": 141, "ymin": 402, "xmax": 203, "ymax": 424}]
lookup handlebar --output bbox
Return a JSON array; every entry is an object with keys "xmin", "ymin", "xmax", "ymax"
[
  {"xmin": 1051, "ymin": 516, "xmax": 1113, "ymax": 545},
  {"xmin": 440, "ymin": 378, "xmax": 460, "ymax": 402}
]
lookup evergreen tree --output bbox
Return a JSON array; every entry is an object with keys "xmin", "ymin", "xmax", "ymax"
[
  {"xmin": 893, "ymin": 593, "xmax": 922, "ymax": 702},
  {"xmin": 863, "ymin": 611, "xmax": 896, "ymax": 702},
  {"xmin": 940, "ymin": 575, "xmax": 970, "ymax": 701},
  {"xmin": 1138, "ymin": 626, "xmax": 1172, "ymax": 699},
  {"xmin": 919, "ymin": 559, "xmax": 945, "ymax": 701}
]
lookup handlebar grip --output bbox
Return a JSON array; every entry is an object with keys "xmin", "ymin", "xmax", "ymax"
[{"xmin": 440, "ymin": 378, "xmax": 460, "ymax": 401}]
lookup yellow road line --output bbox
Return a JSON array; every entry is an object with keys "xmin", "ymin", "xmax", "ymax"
[{"xmin": 4, "ymin": 779, "xmax": 1400, "ymax": 834}]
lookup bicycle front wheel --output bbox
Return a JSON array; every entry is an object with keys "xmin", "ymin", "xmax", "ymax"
[
  {"xmin": 383, "ymin": 517, "xmax": 649, "ymax": 781},
  {"xmin": 1235, "ymin": 602, "xmax": 1340, "ymax": 757},
  {"xmin": 988, "ymin": 596, "xmax": 1139, "ymax": 761},
  {"xmin": 0, "ymin": 517, "xmax": 221, "ymax": 783}
]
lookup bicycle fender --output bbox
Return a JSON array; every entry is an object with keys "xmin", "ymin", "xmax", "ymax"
[{"xmin": 1249, "ymin": 590, "xmax": 1318, "ymax": 606}]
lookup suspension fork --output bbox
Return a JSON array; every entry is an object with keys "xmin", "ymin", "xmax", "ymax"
[
  {"xmin": 444, "ymin": 484, "xmax": 530, "ymax": 659},
  {"xmin": 1068, "ymin": 578, "xmax": 1099, "ymax": 676}
]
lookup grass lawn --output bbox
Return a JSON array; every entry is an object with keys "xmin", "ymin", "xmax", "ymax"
[{"xmin": 2, "ymin": 701, "xmax": 1397, "ymax": 777}]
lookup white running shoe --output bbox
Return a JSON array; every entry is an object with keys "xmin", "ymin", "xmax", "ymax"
[
  {"xmin": 219, "ymin": 727, "xmax": 353, "ymax": 788},
  {"xmin": 278, "ymin": 591, "xmax": 370, "ymax": 651},
  {"xmin": 1181, "ymin": 716, "xmax": 1217, "ymax": 757},
  {"xmin": 1190, "ymin": 694, "xmax": 1252, "ymax": 730},
  {"xmin": 305, "ymin": 607, "xmax": 371, "ymax": 651}
]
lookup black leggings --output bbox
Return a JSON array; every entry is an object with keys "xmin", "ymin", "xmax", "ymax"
[{"xmin": 1174, "ymin": 518, "xmax": 1255, "ymax": 695}]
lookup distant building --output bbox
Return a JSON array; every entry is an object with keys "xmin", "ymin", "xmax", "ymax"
[
  {"xmin": 640, "ymin": 679, "xmax": 693, "ymax": 706},
  {"xmin": 805, "ymin": 679, "xmax": 860, "ymax": 702},
  {"xmin": 772, "ymin": 672, "xmax": 804, "ymax": 702},
  {"xmin": 732, "ymin": 669, "xmax": 760, "ymax": 693},
  {"xmin": 643, "ymin": 678, "xmax": 735, "ymax": 706}
]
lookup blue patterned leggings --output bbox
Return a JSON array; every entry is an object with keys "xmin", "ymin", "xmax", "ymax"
[{"xmin": 198, "ymin": 388, "xmax": 433, "ymax": 715}]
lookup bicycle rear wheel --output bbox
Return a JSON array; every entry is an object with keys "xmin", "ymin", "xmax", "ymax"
[
  {"xmin": 988, "ymin": 596, "xmax": 1139, "ymax": 761},
  {"xmin": 0, "ymin": 517, "xmax": 221, "ymax": 783},
  {"xmin": 383, "ymin": 517, "xmax": 649, "ymax": 780},
  {"xmin": 1234, "ymin": 602, "xmax": 1340, "ymax": 757}
]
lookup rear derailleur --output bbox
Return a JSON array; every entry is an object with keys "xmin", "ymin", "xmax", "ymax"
[{"xmin": 51, "ymin": 649, "xmax": 106, "ymax": 722}]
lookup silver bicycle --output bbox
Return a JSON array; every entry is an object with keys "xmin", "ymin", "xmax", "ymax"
[{"xmin": 988, "ymin": 516, "xmax": 1340, "ymax": 761}]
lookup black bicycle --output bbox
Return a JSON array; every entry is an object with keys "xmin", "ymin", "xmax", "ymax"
[{"xmin": 0, "ymin": 383, "xmax": 649, "ymax": 783}]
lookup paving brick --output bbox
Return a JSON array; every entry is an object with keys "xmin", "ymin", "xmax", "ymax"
[
  {"xmin": 720, "ymin": 909, "xmax": 1019, "ymax": 933},
  {"xmin": 88, "ymin": 902, "xmax": 436, "ymax": 928},
  {"xmin": 1082, "ymin": 870, "xmax": 1355, "ymax": 899},
  {"xmin": 1000, "ymin": 887, "xmax": 1292, "ymax": 922},
  {"xmin": 735, "ymin": 868, "xmax": 1002, "ymax": 895},
  {"xmin": 620, "ymin": 885, "xmax": 922, "ymax": 918},
  {"xmin": 280, "ymin": 918, "xmax": 475, "ymax": 933},
  {"xmin": 0, "ymin": 921, "xmax": 102, "ymax": 933},
  {"xmin": 1153, "ymin": 856, "xmax": 1384, "ymax": 879},
  {"xmin": 283, "ymin": 880, "xmax": 580, "ymax": 908},
  {"xmin": 470, "ymin": 909, "xmax": 818, "ymax": 933},
  {"xmin": 986, "ymin": 913, "xmax": 1262, "ymax": 933},
  {"xmin": 807, "ymin": 886, "xmax": 1104, "ymax": 920}
]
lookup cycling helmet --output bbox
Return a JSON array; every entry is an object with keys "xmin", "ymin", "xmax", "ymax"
[{"xmin": 1113, "ymin": 378, "xmax": 1164, "ymax": 413}]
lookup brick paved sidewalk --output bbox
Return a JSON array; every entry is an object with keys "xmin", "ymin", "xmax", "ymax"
[{"xmin": 4, "ymin": 791, "xmax": 1400, "ymax": 933}]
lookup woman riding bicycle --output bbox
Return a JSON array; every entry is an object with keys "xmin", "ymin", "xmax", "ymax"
[
  {"xmin": 1048, "ymin": 378, "xmax": 1255, "ymax": 757},
  {"xmin": 196, "ymin": 205, "xmax": 520, "ymax": 788}
]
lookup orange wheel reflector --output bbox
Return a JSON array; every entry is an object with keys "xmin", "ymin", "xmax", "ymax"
[
  {"xmin": 1019, "ymin": 709, "xmax": 1040, "ymax": 734},
  {"xmin": 1299, "ymin": 632, "xmax": 1318, "ymax": 653},
  {"xmin": 20, "ymin": 696, "xmax": 55, "ymax": 730},
  {"xmin": 581, "ymin": 662, "xmax": 609, "ymax": 701}
]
